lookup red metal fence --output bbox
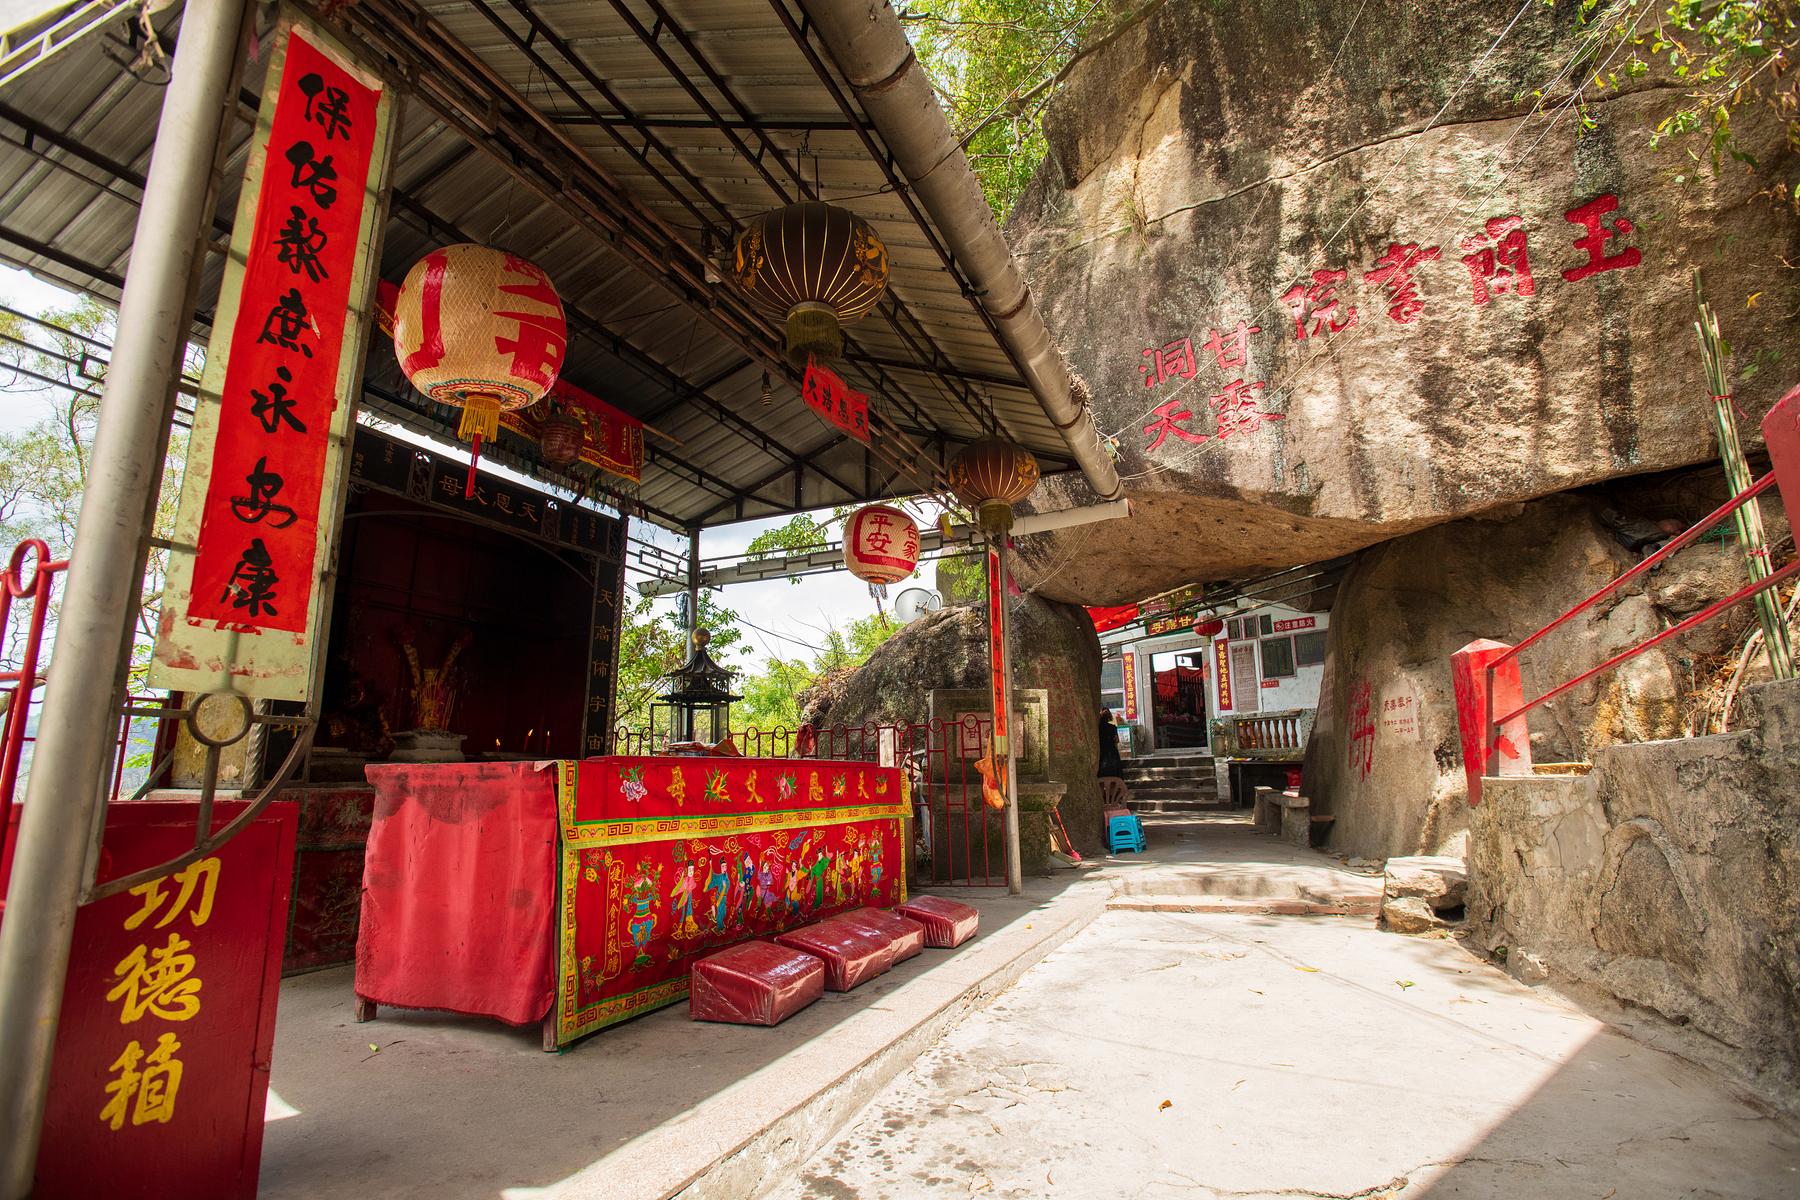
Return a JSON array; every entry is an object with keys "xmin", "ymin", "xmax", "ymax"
[
  {"xmin": 613, "ymin": 717, "xmax": 1009, "ymax": 886},
  {"xmin": 1453, "ymin": 389, "xmax": 1799, "ymax": 804},
  {"xmin": 1, "ymin": 540, "xmax": 65, "ymax": 885}
]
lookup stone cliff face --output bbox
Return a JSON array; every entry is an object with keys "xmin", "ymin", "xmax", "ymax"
[{"xmin": 1005, "ymin": 0, "xmax": 1800, "ymax": 604}]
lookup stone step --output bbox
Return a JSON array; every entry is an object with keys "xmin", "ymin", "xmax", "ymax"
[
  {"xmin": 1124, "ymin": 754, "xmax": 1214, "ymax": 770},
  {"xmin": 1138, "ymin": 799, "xmax": 1235, "ymax": 814},
  {"xmin": 1121, "ymin": 765, "xmax": 1218, "ymax": 782},
  {"xmin": 1126, "ymin": 782, "xmax": 1219, "ymax": 799}
]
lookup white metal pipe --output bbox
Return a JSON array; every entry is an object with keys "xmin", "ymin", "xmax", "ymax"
[
  {"xmin": 804, "ymin": 0, "xmax": 1124, "ymax": 503},
  {"xmin": 0, "ymin": 2, "xmax": 251, "ymax": 1191},
  {"xmin": 1011, "ymin": 498, "xmax": 1130, "ymax": 537}
]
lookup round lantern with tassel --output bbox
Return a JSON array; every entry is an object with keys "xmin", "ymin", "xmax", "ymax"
[
  {"xmin": 1193, "ymin": 617, "xmax": 1224, "ymax": 638},
  {"xmin": 392, "ymin": 244, "xmax": 568, "ymax": 495},
  {"xmin": 731, "ymin": 201, "xmax": 889, "ymax": 365},
  {"xmin": 842, "ymin": 503, "xmax": 920, "ymax": 587},
  {"xmin": 947, "ymin": 439, "xmax": 1040, "ymax": 533},
  {"xmin": 537, "ymin": 410, "xmax": 584, "ymax": 468}
]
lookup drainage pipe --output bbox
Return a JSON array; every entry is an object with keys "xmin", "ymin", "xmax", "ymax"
[
  {"xmin": 0, "ymin": 2, "xmax": 251, "ymax": 1191},
  {"xmin": 805, "ymin": 0, "xmax": 1124, "ymax": 503}
]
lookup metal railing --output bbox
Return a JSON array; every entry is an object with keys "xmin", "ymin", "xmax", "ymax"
[
  {"xmin": 1454, "ymin": 467, "xmax": 1797, "ymax": 803},
  {"xmin": 1, "ymin": 540, "xmax": 65, "ymax": 885}
]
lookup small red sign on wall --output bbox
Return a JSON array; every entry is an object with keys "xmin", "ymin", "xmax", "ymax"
[
  {"xmin": 1273, "ymin": 616, "xmax": 1316, "ymax": 632},
  {"xmin": 801, "ymin": 358, "xmax": 871, "ymax": 443}
]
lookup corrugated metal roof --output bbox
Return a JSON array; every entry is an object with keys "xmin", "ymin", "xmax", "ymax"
[{"xmin": 0, "ymin": 0, "xmax": 1078, "ymax": 532}]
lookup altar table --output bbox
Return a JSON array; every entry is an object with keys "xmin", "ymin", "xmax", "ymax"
[{"xmin": 356, "ymin": 755, "xmax": 907, "ymax": 1047}]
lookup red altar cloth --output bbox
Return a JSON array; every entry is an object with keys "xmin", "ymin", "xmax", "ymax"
[
  {"xmin": 358, "ymin": 762, "xmax": 558, "ymax": 1026},
  {"xmin": 355, "ymin": 756, "xmax": 907, "ymax": 1046}
]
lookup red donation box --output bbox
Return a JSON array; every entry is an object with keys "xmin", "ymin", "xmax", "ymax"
[{"xmin": 1, "ymin": 801, "xmax": 298, "ymax": 1199}]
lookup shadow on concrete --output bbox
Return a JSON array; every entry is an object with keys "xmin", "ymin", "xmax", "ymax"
[{"xmin": 258, "ymin": 869, "xmax": 1095, "ymax": 1200}]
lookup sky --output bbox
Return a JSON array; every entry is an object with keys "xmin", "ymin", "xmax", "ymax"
[{"xmin": 0, "ymin": 265, "xmax": 921, "ymax": 672}]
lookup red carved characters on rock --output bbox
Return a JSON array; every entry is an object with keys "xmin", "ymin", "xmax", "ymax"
[
  {"xmin": 1202, "ymin": 320, "xmax": 1260, "ymax": 371},
  {"xmin": 1458, "ymin": 216, "xmax": 1534, "ymax": 305},
  {"xmin": 1560, "ymin": 192, "xmax": 1641, "ymax": 283},
  {"xmin": 1142, "ymin": 398, "xmax": 1208, "ymax": 451},
  {"xmin": 1364, "ymin": 242, "xmax": 1442, "ymax": 323},
  {"xmin": 1210, "ymin": 379, "xmax": 1283, "ymax": 440},
  {"xmin": 1139, "ymin": 336, "xmax": 1198, "ymax": 389},
  {"xmin": 1280, "ymin": 269, "xmax": 1357, "ymax": 340}
]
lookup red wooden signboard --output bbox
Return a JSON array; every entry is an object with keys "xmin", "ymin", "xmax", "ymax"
[
  {"xmin": 800, "ymin": 357, "xmax": 872, "ymax": 443},
  {"xmin": 1, "ymin": 801, "xmax": 297, "ymax": 1200}
]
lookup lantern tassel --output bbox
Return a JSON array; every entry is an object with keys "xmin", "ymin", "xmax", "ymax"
[{"xmin": 458, "ymin": 394, "xmax": 504, "ymax": 499}]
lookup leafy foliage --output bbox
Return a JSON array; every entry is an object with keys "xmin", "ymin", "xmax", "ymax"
[
  {"xmin": 899, "ymin": 0, "xmax": 1158, "ymax": 218},
  {"xmin": 0, "ymin": 299, "xmax": 193, "ymax": 691},
  {"xmin": 1569, "ymin": 0, "xmax": 1799, "ymax": 208},
  {"xmin": 732, "ymin": 614, "xmax": 899, "ymax": 731},
  {"xmin": 612, "ymin": 590, "xmax": 749, "ymax": 733}
]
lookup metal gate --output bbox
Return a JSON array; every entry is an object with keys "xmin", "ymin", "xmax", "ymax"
[{"xmin": 617, "ymin": 718, "xmax": 1009, "ymax": 887}]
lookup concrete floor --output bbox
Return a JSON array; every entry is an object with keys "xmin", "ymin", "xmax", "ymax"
[
  {"xmin": 255, "ymin": 815, "xmax": 1798, "ymax": 1199},
  {"xmin": 769, "ymin": 910, "xmax": 1800, "ymax": 1200},
  {"xmin": 257, "ymin": 877, "xmax": 1105, "ymax": 1200}
]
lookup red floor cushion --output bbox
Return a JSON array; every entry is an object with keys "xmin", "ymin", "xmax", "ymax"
[
  {"xmin": 689, "ymin": 941, "xmax": 825, "ymax": 1026},
  {"xmin": 774, "ymin": 920, "xmax": 897, "ymax": 992},
  {"xmin": 897, "ymin": 895, "xmax": 980, "ymax": 948},
  {"xmin": 827, "ymin": 907, "xmax": 926, "ymax": 963}
]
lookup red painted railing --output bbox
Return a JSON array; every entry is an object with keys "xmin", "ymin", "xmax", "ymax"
[
  {"xmin": 1452, "ymin": 463, "xmax": 1797, "ymax": 805},
  {"xmin": 1, "ymin": 540, "xmax": 67, "ymax": 886}
]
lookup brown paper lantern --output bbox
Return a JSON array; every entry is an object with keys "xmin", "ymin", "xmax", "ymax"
[
  {"xmin": 731, "ymin": 201, "xmax": 889, "ymax": 365},
  {"xmin": 537, "ymin": 411, "xmax": 585, "ymax": 467},
  {"xmin": 843, "ymin": 504, "xmax": 920, "ymax": 586},
  {"xmin": 947, "ymin": 439, "xmax": 1040, "ymax": 533},
  {"xmin": 393, "ymin": 244, "xmax": 568, "ymax": 492}
]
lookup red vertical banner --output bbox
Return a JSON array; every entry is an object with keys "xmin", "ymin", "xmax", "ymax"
[
  {"xmin": 987, "ymin": 547, "xmax": 1007, "ymax": 746},
  {"xmin": 153, "ymin": 14, "xmax": 394, "ymax": 700},
  {"xmin": 1214, "ymin": 636, "xmax": 1233, "ymax": 710},
  {"xmin": 1121, "ymin": 651, "xmax": 1137, "ymax": 721}
]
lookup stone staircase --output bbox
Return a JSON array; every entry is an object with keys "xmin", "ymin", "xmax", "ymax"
[{"xmin": 1119, "ymin": 752, "xmax": 1230, "ymax": 814}]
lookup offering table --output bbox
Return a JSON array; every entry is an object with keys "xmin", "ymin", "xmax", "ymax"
[{"xmin": 355, "ymin": 755, "xmax": 907, "ymax": 1048}]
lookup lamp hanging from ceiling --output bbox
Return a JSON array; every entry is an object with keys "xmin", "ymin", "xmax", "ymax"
[
  {"xmin": 843, "ymin": 503, "xmax": 920, "ymax": 586},
  {"xmin": 731, "ymin": 201, "xmax": 889, "ymax": 366},
  {"xmin": 392, "ymin": 243, "xmax": 568, "ymax": 495},
  {"xmin": 948, "ymin": 439, "xmax": 1041, "ymax": 533}
]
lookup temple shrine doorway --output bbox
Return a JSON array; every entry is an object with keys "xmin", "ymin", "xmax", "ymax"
[{"xmin": 1148, "ymin": 650, "xmax": 1209, "ymax": 750}]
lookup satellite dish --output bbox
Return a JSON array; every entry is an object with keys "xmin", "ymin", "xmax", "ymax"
[{"xmin": 893, "ymin": 587, "xmax": 942, "ymax": 624}]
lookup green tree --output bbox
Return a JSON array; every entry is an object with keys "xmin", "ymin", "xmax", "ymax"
[
  {"xmin": 612, "ymin": 589, "xmax": 749, "ymax": 734},
  {"xmin": 731, "ymin": 612, "xmax": 900, "ymax": 733},
  {"xmin": 900, "ymin": 0, "xmax": 1165, "ymax": 218},
  {"xmin": 1568, "ymin": 0, "xmax": 1799, "ymax": 209},
  {"xmin": 0, "ymin": 298, "xmax": 193, "ymax": 691}
]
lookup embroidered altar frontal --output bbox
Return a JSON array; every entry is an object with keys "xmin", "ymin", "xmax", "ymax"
[{"xmin": 553, "ymin": 757, "xmax": 908, "ymax": 1044}]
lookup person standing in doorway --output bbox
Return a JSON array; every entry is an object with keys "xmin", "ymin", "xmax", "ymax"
[{"xmin": 1098, "ymin": 709, "xmax": 1124, "ymax": 778}]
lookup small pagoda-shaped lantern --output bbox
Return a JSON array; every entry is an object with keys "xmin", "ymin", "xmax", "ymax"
[{"xmin": 653, "ymin": 628, "xmax": 742, "ymax": 746}]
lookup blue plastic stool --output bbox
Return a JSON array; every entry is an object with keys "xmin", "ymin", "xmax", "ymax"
[{"xmin": 1107, "ymin": 813, "xmax": 1146, "ymax": 854}]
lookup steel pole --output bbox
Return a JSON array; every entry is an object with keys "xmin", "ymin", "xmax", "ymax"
[
  {"xmin": 0, "ymin": 2, "xmax": 249, "ymax": 1191},
  {"xmin": 996, "ymin": 535, "xmax": 1022, "ymax": 895}
]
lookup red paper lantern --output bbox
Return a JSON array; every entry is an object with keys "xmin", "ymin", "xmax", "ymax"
[
  {"xmin": 843, "ymin": 504, "xmax": 920, "ymax": 586},
  {"xmin": 1193, "ymin": 617, "xmax": 1224, "ymax": 637},
  {"xmin": 393, "ymin": 244, "xmax": 567, "ymax": 493}
]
